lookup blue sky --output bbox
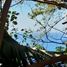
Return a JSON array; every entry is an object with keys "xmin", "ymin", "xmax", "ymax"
[
  {"xmin": 9, "ymin": 1, "xmax": 40, "ymax": 32},
  {"xmin": 8, "ymin": 1, "xmax": 67, "ymax": 51}
]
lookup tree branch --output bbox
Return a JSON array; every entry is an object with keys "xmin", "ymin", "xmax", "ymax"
[
  {"xmin": 10, "ymin": 0, "xmax": 23, "ymax": 7},
  {"xmin": 34, "ymin": 0, "xmax": 67, "ymax": 9},
  {"xmin": 28, "ymin": 55, "xmax": 67, "ymax": 67}
]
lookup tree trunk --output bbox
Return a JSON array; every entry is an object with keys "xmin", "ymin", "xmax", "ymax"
[{"xmin": 0, "ymin": 0, "xmax": 12, "ymax": 48}]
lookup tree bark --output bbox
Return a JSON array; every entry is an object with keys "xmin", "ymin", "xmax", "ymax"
[{"xmin": 0, "ymin": 0, "xmax": 12, "ymax": 48}]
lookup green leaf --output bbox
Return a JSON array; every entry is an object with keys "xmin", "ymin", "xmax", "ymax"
[
  {"xmin": 6, "ymin": 19, "xmax": 9, "ymax": 23},
  {"xmin": 12, "ymin": 21, "xmax": 17, "ymax": 25},
  {"xmin": 29, "ymin": 34, "xmax": 33, "ymax": 38},
  {"xmin": 8, "ymin": 11, "xmax": 11, "ymax": 13},
  {"xmin": 21, "ymin": 29, "xmax": 24, "ymax": 31},
  {"xmin": 10, "ymin": 17, "xmax": 14, "ymax": 21},
  {"xmin": 11, "ymin": 15, "xmax": 15, "ymax": 21},
  {"xmin": 14, "ymin": 34, "xmax": 17, "ymax": 39},
  {"xmin": 12, "ymin": 11, "xmax": 16, "ymax": 14},
  {"xmin": 16, "ymin": 13, "xmax": 19, "ymax": 15},
  {"xmin": 14, "ymin": 16, "xmax": 17, "ymax": 19}
]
